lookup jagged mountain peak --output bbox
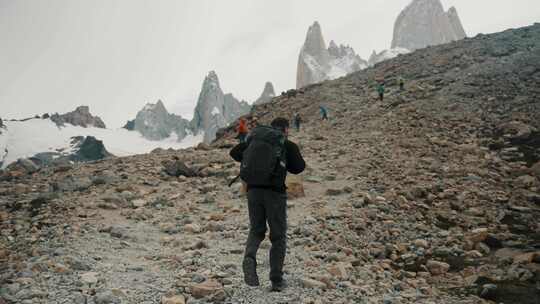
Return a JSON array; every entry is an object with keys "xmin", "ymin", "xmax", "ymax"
[
  {"xmin": 203, "ymin": 71, "xmax": 221, "ymax": 89},
  {"xmin": 303, "ymin": 21, "xmax": 327, "ymax": 56},
  {"xmin": 297, "ymin": 21, "xmax": 367, "ymax": 88},
  {"xmin": 254, "ymin": 81, "xmax": 276, "ymax": 105},
  {"xmin": 132, "ymin": 99, "xmax": 190, "ymax": 141},
  {"xmin": 392, "ymin": 0, "xmax": 466, "ymax": 50},
  {"xmin": 192, "ymin": 71, "xmax": 251, "ymax": 143},
  {"xmin": 143, "ymin": 99, "xmax": 167, "ymax": 113}
]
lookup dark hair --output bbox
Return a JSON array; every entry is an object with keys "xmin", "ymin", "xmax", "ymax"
[{"xmin": 271, "ymin": 117, "xmax": 289, "ymax": 131}]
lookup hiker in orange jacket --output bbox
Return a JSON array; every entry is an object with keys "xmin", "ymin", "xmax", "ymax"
[{"xmin": 237, "ymin": 118, "xmax": 249, "ymax": 143}]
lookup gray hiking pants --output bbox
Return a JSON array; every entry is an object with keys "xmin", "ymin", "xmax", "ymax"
[{"xmin": 244, "ymin": 188, "xmax": 287, "ymax": 282}]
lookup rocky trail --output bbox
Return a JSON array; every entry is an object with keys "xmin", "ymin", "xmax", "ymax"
[{"xmin": 2, "ymin": 24, "xmax": 540, "ymax": 304}]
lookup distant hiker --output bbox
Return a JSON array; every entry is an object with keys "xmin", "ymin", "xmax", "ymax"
[
  {"xmin": 293, "ymin": 113, "xmax": 302, "ymax": 131},
  {"xmin": 230, "ymin": 117, "xmax": 306, "ymax": 292},
  {"xmin": 377, "ymin": 82, "xmax": 385, "ymax": 101},
  {"xmin": 399, "ymin": 77, "xmax": 405, "ymax": 91},
  {"xmin": 319, "ymin": 105, "xmax": 328, "ymax": 121},
  {"xmin": 236, "ymin": 118, "xmax": 248, "ymax": 143}
]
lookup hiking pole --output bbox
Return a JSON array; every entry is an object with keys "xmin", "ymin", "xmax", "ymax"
[{"xmin": 228, "ymin": 174, "xmax": 241, "ymax": 187}]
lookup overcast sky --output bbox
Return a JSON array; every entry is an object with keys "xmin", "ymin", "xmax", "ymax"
[{"xmin": 1, "ymin": 0, "xmax": 539, "ymax": 127}]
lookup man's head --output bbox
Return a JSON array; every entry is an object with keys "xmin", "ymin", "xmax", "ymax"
[{"xmin": 271, "ymin": 117, "xmax": 289, "ymax": 136}]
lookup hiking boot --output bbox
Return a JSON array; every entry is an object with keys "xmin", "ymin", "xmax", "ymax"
[
  {"xmin": 242, "ymin": 258, "xmax": 259, "ymax": 287},
  {"xmin": 270, "ymin": 279, "xmax": 287, "ymax": 292}
]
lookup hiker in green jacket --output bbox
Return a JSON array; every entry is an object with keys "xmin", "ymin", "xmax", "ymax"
[{"xmin": 377, "ymin": 82, "xmax": 385, "ymax": 101}]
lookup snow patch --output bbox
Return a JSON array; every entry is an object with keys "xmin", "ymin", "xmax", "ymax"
[
  {"xmin": 211, "ymin": 106, "xmax": 220, "ymax": 116},
  {"xmin": 0, "ymin": 119, "xmax": 203, "ymax": 168}
]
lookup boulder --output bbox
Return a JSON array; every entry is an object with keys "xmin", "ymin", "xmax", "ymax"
[
  {"xmin": 70, "ymin": 136, "xmax": 113, "ymax": 162},
  {"xmin": 514, "ymin": 175, "xmax": 537, "ymax": 188},
  {"xmin": 499, "ymin": 121, "xmax": 535, "ymax": 140},
  {"xmin": 5, "ymin": 158, "xmax": 40, "ymax": 175},
  {"xmin": 286, "ymin": 175, "xmax": 305, "ymax": 199},
  {"xmin": 52, "ymin": 176, "xmax": 93, "ymax": 192},
  {"xmin": 162, "ymin": 159, "xmax": 196, "ymax": 177}
]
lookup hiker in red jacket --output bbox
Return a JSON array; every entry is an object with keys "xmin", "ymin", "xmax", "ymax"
[{"xmin": 237, "ymin": 118, "xmax": 248, "ymax": 143}]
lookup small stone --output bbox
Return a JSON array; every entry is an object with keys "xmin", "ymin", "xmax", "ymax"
[
  {"xmin": 184, "ymin": 223, "xmax": 201, "ymax": 234},
  {"xmin": 160, "ymin": 223, "xmax": 178, "ymax": 234},
  {"xmin": 426, "ymin": 260, "xmax": 450, "ymax": 275},
  {"xmin": 326, "ymin": 188, "xmax": 343, "ymax": 196},
  {"xmin": 161, "ymin": 294, "xmax": 185, "ymax": 304},
  {"xmin": 468, "ymin": 228, "xmax": 489, "ymax": 244},
  {"xmin": 53, "ymin": 263, "xmax": 70, "ymax": 273},
  {"xmin": 475, "ymin": 242, "xmax": 491, "ymax": 255},
  {"xmin": 80, "ymin": 272, "xmax": 99, "ymax": 285},
  {"xmin": 300, "ymin": 278, "xmax": 327, "ymax": 289},
  {"xmin": 94, "ymin": 291, "xmax": 121, "ymax": 304},
  {"xmin": 413, "ymin": 239, "xmax": 429, "ymax": 248},
  {"xmin": 132, "ymin": 199, "xmax": 147, "ymax": 208},
  {"xmin": 327, "ymin": 263, "xmax": 350, "ymax": 280},
  {"xmin": 110, "ymin": 226, "xmax": 127, "ymax": 239}
]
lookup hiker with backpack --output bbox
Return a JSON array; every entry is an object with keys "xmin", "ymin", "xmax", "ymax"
[
  {"xmin": 293, "ymin": 113, "xmax": 302, "ymax": 131},
  {"xmin": 229, "ymin": 117, "xmax": 306, "ymax": 292},
  {"xmin": 319, "ymin": 105, "xmax": 328, "ymax": 121},
  {"xmin": 236, "ymin": 118, "xmax": 248, "ymax": 143}
]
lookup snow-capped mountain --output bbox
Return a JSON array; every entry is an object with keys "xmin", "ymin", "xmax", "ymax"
[
  {"xmin": 126, "ymin": 100, "xmax": 191, "ymax": 141},
  {"xmin": 191, "ymin": 71, "xmax": 250, "ymax": 144},
  {"xmin": 297, "ymin": 21, "xmax": 367, "ymax": 89},
  {"xmin": 392, "ymin": 0, "xmax": 467, "ymax": 51},
  {"xmin": 0, "ymin": 114, "xmax": 201, "ymax": 169},
  {"xmin": 253, "ymin": 82, "xmax": 276, "ymax": 105},
  {"xmin": 368, "ymin": 48, "xmax": 411, "ymax": 67}
]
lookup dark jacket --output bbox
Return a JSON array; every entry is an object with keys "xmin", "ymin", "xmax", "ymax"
[{"xmin": 230, "ymin": 139, "xmax": 306, "ymax": 192}]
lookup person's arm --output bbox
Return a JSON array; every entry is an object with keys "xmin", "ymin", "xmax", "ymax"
[
  {"xmin": 285, "ymin": 140, "xmax": 306, "ymax": 174},
  {"xmin": 229, "ymin": 142, "xmax": 248, "ymax": 162}
]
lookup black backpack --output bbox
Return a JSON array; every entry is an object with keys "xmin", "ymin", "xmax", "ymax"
[{"xmin": 240, "ymin": 126, "xmax": 287, "ymax": 187}]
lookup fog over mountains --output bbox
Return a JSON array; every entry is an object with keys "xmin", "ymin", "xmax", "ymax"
[{"xmin": 1, "ymin": 0, "xmax": 539, "ymax": 128}]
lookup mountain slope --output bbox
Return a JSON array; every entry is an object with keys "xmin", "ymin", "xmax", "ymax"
[{"xmin": 1, "ymin": 24, "xmax": 539, "ymax": 304}]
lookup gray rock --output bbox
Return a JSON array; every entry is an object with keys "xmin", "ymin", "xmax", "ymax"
[
  {"xmin": 52, "ymin": 176, "xmax": 93, "ymax": 192},
  {"xmin": 94, "ymin": 291, "xmax": 121, "ymax": 304},
  {"xmin": 162, "ymin": 159, "xmax": 196, "ymax": 177}
]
